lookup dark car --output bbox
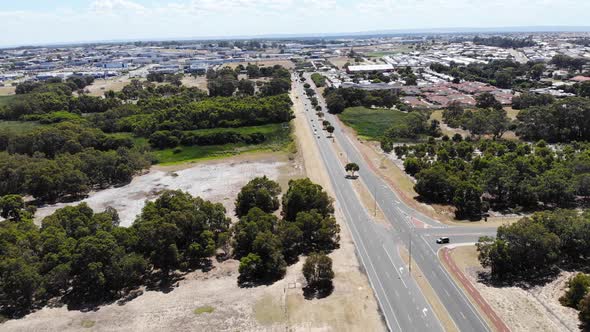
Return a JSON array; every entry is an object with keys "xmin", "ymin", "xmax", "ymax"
[{"xmin": 436, "ymin": 237, "xmax": 450, "ymax": 244}]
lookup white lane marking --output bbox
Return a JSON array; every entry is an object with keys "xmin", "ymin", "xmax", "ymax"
[
  {"xmin": 382, "ymin": 244, "xmax": 407, "ymax": 288},
  {"xmin": 460, "ymin": 311, "xmax": 467, "ymax": 320},
  {"xmin": 340, "ymin": 198, "xmax": 403, "ymax": 332}
]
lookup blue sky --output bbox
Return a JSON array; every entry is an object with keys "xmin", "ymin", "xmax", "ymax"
[{"xmin": 1, "ymin": 0, "xmax": 589, "ymax": 47}]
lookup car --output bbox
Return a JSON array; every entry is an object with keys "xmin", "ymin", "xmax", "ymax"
[{"xmin": 436, "ymin": 237, "xmax": 450, "ymax": 244}]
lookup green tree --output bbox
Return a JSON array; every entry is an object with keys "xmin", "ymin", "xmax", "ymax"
[
  {"xmin": 294, "ymin": 210, "xmax": 340, "ymax": 254},
  {"xmin": 476, "ymin": 92, "xmax": 502, "ymax": 110},
  {"xmin": 302, "ymin": 253, "xmax": 334, "ymax": 297},
  {"xmin": 561, "ymin": 273, "xmax": 590, "ymax": 309},
  {"xmin": 282, "ymin": 178, "xmax": 334, "ymax": 222},
  {"xmin": 345, "ymin": 162, "xmax": 360, "ymax": 177},
  {"xmin": 235, "ymin": 176, "xmax": 281, "ymax": 217},
  {"xmin": 453, "ymin": 181, "xmax": 484, "ymax": 220}
]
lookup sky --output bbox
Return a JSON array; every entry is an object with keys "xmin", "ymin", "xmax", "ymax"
[{"xmin": 0, "ymin": 0, "xmax": 589, "ymax": 47}]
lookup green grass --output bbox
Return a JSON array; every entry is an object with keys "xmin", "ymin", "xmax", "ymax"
[
  {"xmin": 151, "ymin": 123, "xmax": 293, "ymax": 165},
  {"xmin": 194, "ymin": 305, "xmax": 215, "ymax": 315},
  {"xmin": 0, "ymin": 120, "xmax": 44, "ymax": 133},
  {"xmin": 338, "ymin": 106, "xmax": 411, "ymax": 140},
  {"xmin": 0, "ymin": 95, "xmax": 16, "ymax": 106},
  {"xmin": 80, "ymin": 320, "xmax": 96, "ymax": 328}
]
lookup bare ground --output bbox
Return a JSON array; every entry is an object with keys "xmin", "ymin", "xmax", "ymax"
[
  {"xmin": 85, "ymin": 77, "xmax": 132, "ymax": 97},
  {"xmin": 451, "ymin": 245, "xmax": 580, "ymax": 332},
  {"xmin": 34, "ymin": 152, "xmax": 299, "ymax": 226}
]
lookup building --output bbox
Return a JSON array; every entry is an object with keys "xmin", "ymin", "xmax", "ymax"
[{"xmin": 347, "ymin": 64, "xmax": 394, "ymax": 73}]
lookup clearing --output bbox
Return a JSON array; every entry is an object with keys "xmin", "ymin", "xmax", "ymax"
[
  {"xmin": 338, "ymin": 106, "xmax": 410, "ymax": 140},
  {"xmin": 85, "ymin": 77, "xmax": 133, "ymax": 96},
  {"xmin": 34, "ymin": 152, "xmax": 299, "ymax": 226},
  {"xmin": 0, "ymin": 85, "xmax": 15, "ymax": 96},
  {"xmin": 449, "ymin": 245, "xmax": 580, "ymax": 332}
]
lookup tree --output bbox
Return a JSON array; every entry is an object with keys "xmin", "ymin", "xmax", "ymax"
[
  {"xmin": 0, "ymin": 258, "xmax": 43, "ymax": 317},
  {"xmin": 232, "ymin": 207, "xmax": 278, "ymax": 258},
  {"xmin": 476, "ymin": 92, "xmax": 502, "ymax": 110},
  {"xmin": 235, "ymin": 176, "xmax": 281, "ymax": 217},
  {"xmin": 345, "ymin": 162, "xmax": 360, "ymax": 177},
  {"xmin": 0, "ymin": 194, "xmax": 27, "ymax": 220},
  {"xmin": 561, "ymin": 273, "xmax": 590, "ymax": 309},
  {"xmin": 237, "ymin": 79, "xmax": 255, "ymax": 96},
  {"xmin": 238, "ymin": 232, "xmax": 286, "ymax": 285},
  {"xmin": 302, "ymin": 253, "xmax": 334, "ymax": 297},
  {"xmin": 579, "ymin": 293, "xmax": 590, "ymax": 330},
  {"xmin": 453, "ymin": 181, "xmax": 484, "ymax": 220},
  {"xmin": 326, "ymin": 125, "xmax": 335, "ymax": 137},
  {"xmin": 294, "ymin": 210, "xmax": 340, "ymax": 253},
  {"xmin": 282, "ymin": 178, "xmax": 334, "ymax": 222}
]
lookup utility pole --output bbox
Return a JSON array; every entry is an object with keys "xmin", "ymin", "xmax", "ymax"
[{"xmin": 409, "ymin": 231, "xmax": 412, "ymax": 273}]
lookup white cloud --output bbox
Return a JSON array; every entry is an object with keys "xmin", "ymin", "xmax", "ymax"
[{"xmin": 90, "ymin": 0, "xmax": 147, "ymax": 14}]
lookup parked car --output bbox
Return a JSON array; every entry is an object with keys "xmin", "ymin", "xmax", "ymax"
[{"xmin": 436, "ymin": 237, "xmax": 450, "ymax": 244}]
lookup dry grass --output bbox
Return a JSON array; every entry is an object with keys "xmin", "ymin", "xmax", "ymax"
[
  {"xmin": 224, "ymin": 60, "xmax": 295, "ymax": 70},
  {"xmin": 0, "ymin": 85, "xmax": 16, "ymax": 96},
  {"xmin": 326, "ymin": 56, "xmax": 350, "ymax": 69},
  {"xmin": 448, "ymin": 246, "xmax": 581, "ymax": 332},
  {"xmin": 85, "ymin": 77, "xmax": 133, "ymax": 96},
  {"xmin": 181, "ymin": 75, "xmax": 208, "ymax": 91},
  {"xmin": 193, "ymin": 306, "xmax": 215, "ymax": 315}
]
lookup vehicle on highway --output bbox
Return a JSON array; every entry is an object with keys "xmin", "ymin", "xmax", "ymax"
[{"xmin": 436, "ymin": 237, "xmax": 450, "ymax": 244}]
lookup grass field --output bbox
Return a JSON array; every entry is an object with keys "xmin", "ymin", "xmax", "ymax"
[
  {"xmin": 0, "ymin": 95, "xmax": 16, "ymax": 106},
  {"xmin": 150, "ymin": 123, "xmax": 294, "ymax": 164},
  {"xmin": 0, "ymin": 120, "xmax": 44, "ymax": 133},
  {"xmin": 338, "ymin": 106, "xmax": 410, "ymax": 140}
]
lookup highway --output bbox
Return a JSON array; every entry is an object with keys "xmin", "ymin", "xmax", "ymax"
[{"xmin": 293, "ymin": 73, "xmax": 499, "ymax": 331}]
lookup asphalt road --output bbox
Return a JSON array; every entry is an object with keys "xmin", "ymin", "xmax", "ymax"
[{"xmin": 293, "ymin": 73, "xmax": 499, "ymax": 331}]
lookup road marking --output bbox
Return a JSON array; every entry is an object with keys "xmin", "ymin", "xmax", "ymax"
[
  {"xmin": 444, "ymin": 289, "xmax": 451, "ymax": 297},
  {"xmin": 382, "ymin": 244, "xmax": 407, "ymax": 288},
  {"xmin": 407, "ymin": 313, "xmax": 413, "ymax": 323},
  {"xmin": 460, "ymin": 311, "xmax": 467, "ymax": 320}
]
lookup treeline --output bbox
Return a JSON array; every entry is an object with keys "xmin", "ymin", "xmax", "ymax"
[
  {"xmin": 113, "ymin": 94, "xmax": 294, "ymax": 136},
  {"xmin": 146, "ymin": 72, "xmax": 183, "ymax": 86},
  {"xmin": 380, "ymin": 112, "xmax": 441, "ymax": 151},
  {"xmin": 429, "ymin": 60, "xmax": 547, "ymax": 89},
  {"xmin": 148, "ymin": 129, "xmax": 267, "ymax": 149},
  {"xmin": 395, "ymin": 139, "xmax": 590, "ymax": 220},
  {"xmin": 207, "ymin": 65, "xmax": 291, "ymax": 97},
  {"xmin": 323, "ymin": 87, "xmax": 400, "ymax": 114},
  {"xmin": 516, "ymin": 97, "xmax": 590, "ymax": 142},
  {"xmin": 442, "ymin": 100, "xmax": 511, "ymax": 139},
  {"xmin": 311, "ymin": 73, "xmax": 326, "ymax": 87},
  {"xmin": 473, "ymin": 36, "xmax": 535, "ymax": 48},
  {"xmin": 0, "ymin": 177, "xmax": 339, "ymax": 318},
  {"xmin": 0, "ymin": 191, "xmax": 229, "ymax": 318},
  {"xmin": 477, "ymin": 209, "xmax": 590, "ymax": 280},
  {"xmin": 0, "ymin": 83, "xmax": 121, "ymax": 120},
  {"xmin": 15, "ymin": 75, "xmax": 95, "ymax": 95},
  {"xmin": 550, "ymin": 54, "xmax": 587, "ymax": 72}
]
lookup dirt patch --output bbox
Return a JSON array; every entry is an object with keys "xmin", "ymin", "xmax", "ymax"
[
  {"xmin": 35, "ymin": 152, "xmax": 302, "ymax": 226},
  {"xmin": 85, "ymin": 77, "xmax": 132, "ymax": 97},
  {"xmin": 181, "ymin": 75, "xmax": 208, "ymax": 91},
  {"xmin": 0, "ymin": 85, "xmax": 16, "ymax": 96},
  {"xmin": 326, "ymin": 56, "xmax": 350, "ymax": 69},
  {"xmin": 450, "ymin": 245, "xmax": 581, "ymax": 332}
]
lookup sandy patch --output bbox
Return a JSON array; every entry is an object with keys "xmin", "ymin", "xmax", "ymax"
[
  {"xmin": 35, "ymin": 157, "xmax": 295, "ymax": 226},
  {"xmin": 451, "ymin": 245, "xmax": 580, "ymax": 332},
  {"xmin": 85, "ymin": 77, "xmax": 132, "ymax": 97},
  {"xmin": 0, "ymin": 85, "xmax": 16, "ymax": 96}
]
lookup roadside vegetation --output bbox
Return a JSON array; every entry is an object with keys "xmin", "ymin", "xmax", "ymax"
[
  {"xmin": 310, "ymin": 73, "xmax": 326, "ymax": 87},
  {"xmin": 476, "ymin": 210, "xmax": 590, "ymax": 329},
  {"xmin": 0, "ymin": 176, "xmax": 338, "ymax": 319}
]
